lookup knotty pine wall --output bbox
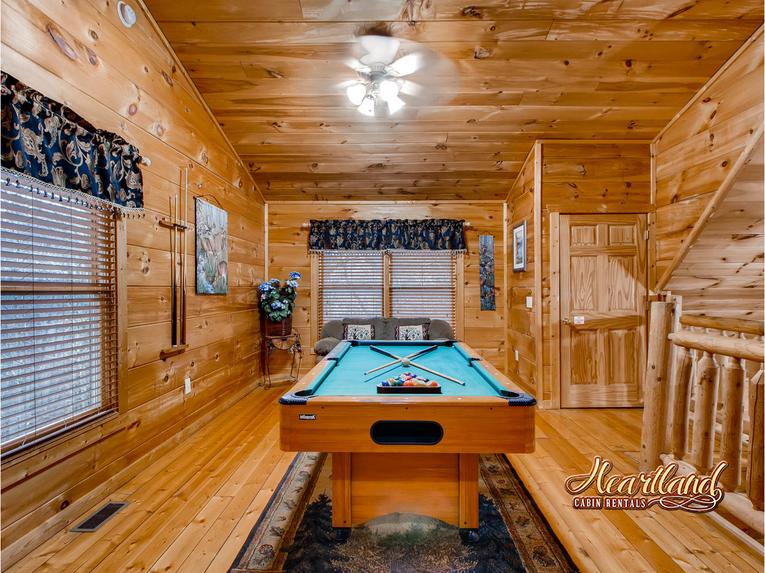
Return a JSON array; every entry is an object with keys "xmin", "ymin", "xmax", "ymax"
[
  {"xmin": 506, "ymin": 141, "xmax": 652, "ymax": 407},
  {"xmin": 653, "ymin": 28, "xmax": 764, "ymax": 316},
  {"xmin": 267, "ymin": 202, "xmax": 507, "ymax": 374},
  {"xmin": 1, "ymin": 0, "xmax": 265, "ymax": 564},
  {"xmin": 506, "ymin": 150, "xmax": 538, "ymax": 397}
]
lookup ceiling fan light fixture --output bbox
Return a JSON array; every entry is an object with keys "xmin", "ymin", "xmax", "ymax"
[
  {"xmin": 378, "ymin": 79, "xmax": 400, "ymax": 102},
  {"xmin": 357, "ymin": 96, "xmax": 376, "ymax": 117},
  {"xmin": 346, "ymin": 83, "xmax": 367, "ymax": 106},
  {"xmin": 386, "ymin": 95, "xmax": 406, "ymax": 115}
]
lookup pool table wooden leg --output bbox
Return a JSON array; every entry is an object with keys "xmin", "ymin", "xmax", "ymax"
[
  {"xmin": 332, "ymin": 452, "xmax": 352, "ymax": 528},
  {"xmin": 458, "ymin": 453, "xmax": 479, "ymax": 529}
]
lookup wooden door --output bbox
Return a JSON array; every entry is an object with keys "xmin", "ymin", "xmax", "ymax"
[{"xmin": 560, "ymin": 214, "xmax": 647, "ymax": 408}]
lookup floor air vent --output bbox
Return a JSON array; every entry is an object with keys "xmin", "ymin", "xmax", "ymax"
[{"xmin": 71, "ymin": 502, "xmax": 128, "ymax": 532}]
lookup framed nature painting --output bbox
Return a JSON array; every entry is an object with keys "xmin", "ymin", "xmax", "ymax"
[
  {"xmin": 479, "ymin": 235, "xmax": 496, "ymax": 311},
  {"xmin": 512, "ymin": 221, "xmax": 527, "ymax": 273},
  {"xmin": 195, "ymin": 198, "xmax": 228, "ymax": 294}
]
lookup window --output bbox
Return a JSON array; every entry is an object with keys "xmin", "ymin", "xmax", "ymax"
[
  {"xmin": 389, "ymin": 250, "xmax": 457, "ymax": 325},
  {"xmin": 318, "ymin": 250, "xmax": 384, "ymax": 322},
  {"xmin": 1, "ymin": 175, "xmax": 119, "ymax": 455},
  {"xmin": 317, "ymin": 250, "xmax": 459, "ymax": 328}
]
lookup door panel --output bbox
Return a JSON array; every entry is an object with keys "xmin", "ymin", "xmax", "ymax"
[{"xmin": 560, "ymin": 214, "xmax": 647, "ymax": 407}]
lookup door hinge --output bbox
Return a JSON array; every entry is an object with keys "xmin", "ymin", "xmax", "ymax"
[{"xmin": 644, "ymin": 229, "xmax": 650, "ymax": 240}]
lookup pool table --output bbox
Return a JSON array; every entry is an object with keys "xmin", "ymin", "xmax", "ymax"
[{"xmin": 279, "ymin": 340, "xmax": 535, "ymax": 540}]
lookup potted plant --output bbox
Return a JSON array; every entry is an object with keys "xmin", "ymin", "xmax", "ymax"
[{"xmin": 258, "ymin": 272, "xmax": 301, "ymax": 336}]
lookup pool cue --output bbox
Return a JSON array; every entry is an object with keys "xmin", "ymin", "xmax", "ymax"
[
  {"xmin": 406, "ymin": 359, "xmax": 465, "ymax": 386},
  {"xmin": 364, "ymin": 345, "xmax": 438, "ymax": 376}
]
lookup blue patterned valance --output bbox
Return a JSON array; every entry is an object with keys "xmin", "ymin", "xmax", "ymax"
[
  {"xmin": 1, "ymin": 72, "xmax": 143, "ymax": 213},
  {"xmin": 309, "ymin": 219, "xmax": 466, "ymax": 252}
]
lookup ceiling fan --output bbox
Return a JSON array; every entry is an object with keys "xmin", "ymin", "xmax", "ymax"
[{"xmin": 343, "ymin": 34, "xmax": 457, "ymax": 117}]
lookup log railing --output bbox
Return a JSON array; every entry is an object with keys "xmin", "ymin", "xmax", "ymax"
[{"xmin": 641, "ymin": 302, "xmax": 764, "ymax": 539}]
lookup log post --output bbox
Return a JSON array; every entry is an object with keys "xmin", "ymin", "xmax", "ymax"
[
  {"xmin": 690, "ymin": 351, "xmax": 719, "ymax": 473},
  {"xmin": 747, "ymin": 370, "xmax": 763, "ymax": 510},
  {"xmin": 640, "ymin": 301, "xmax": 674, "ymax": 471},
  {"xmin": 669, "ymin": 344, "xmax": 693, "ymax": 460},
  {"xmin": 719, "ymin": 354, "xmax": 744, "ymax": 492}
]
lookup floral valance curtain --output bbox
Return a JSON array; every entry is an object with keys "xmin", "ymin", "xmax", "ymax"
[
  {"xmin": 1, "ymin": 72, "xmax": 144, "ymax": 214},
  {"xmin": 309, "ymin": 219, "xmax": 466, "ymax": 252}
]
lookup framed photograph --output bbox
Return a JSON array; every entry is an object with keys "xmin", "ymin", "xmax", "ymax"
[
  {"xmin": 195, "ymin": 198, "xmax": 228, "ymax": 294},
  {"xmin": 512, "ymin": 221, "xmax": 527, "ymax": 273}
]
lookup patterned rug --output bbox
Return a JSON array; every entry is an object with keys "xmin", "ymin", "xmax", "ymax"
[{"xmin": 229, "ymin": 453, "xmax": 576, "ymax": 573}]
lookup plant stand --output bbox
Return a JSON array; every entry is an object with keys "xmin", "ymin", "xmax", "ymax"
[{"xmin": 261, "ymin": 331, "xmax": 303, "ymax": 388}]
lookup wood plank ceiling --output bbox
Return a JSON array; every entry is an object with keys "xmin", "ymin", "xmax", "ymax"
[{"xmin": 144, "ymin": 0, "xmax": 763, "ymax": 201}]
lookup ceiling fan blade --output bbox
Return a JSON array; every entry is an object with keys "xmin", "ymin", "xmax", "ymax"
[
  {"xmin": 387, "ymin": 53, "xmax": 422, "ymax": 77},
  {"xmin": 358, "ymin": 35, "xmax": 400, "ymax": 65},
  {"xmin": 399, "ymin": 80, "xmax": 424, "ymax": 97}
]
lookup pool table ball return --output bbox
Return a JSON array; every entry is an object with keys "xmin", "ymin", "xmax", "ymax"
[{"xmin": 279, "ymin": 340, "xmax": 535, "ymax": 542}]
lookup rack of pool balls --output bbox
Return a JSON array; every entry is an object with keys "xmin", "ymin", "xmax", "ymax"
[{"xmin": 376, "ymin": 372, "xmax": 442, "ymax": 394}]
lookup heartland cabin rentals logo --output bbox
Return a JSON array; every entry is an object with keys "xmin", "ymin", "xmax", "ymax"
[{"xmin": 564, "ymin": 457, "xmax": 727, "ymax": 512}]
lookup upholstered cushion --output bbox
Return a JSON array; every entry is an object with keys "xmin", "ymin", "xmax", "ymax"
[
  {"xmin": 319, "ymin": 317, "xmax": 454, "ymax": 343},
  {"xmin": 343, "ymin": 323, "xmax": 374, "ymax": 340},
  {"xmin": 320, "ymin": 320, "xmax": 344, "ymax": 340},
  {"xmin": 395, "ymin": 324, "xmax": 429, "ymax": 341},
  {"xmin": 343, "ymin": 317, "xmax": 386, "ymax": 339},
  {"xmin": 428, "ymin": 319, "xmax": 454, "ymax": 340},
  {"xmin": 314, "ymin": 337, "xmax": 341, "ymax": 356}
]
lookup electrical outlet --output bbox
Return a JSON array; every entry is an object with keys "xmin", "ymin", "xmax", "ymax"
[
  {"xmin": 514, "ymin": 349, "xmax": 520, "ymax": 362},
  {"xmin": 525, "ymin": 296, "xmax": 533, "ymax": 309},
  {"xmin": 184, "ymin": 376, "xmax": 192, "ymax": 395}
]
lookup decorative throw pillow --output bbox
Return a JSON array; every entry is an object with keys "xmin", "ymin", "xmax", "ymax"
[
  {"xmin": 395, "ymin": 324, "xmax": 428, "ymax": 341},
  {"xmin": 343, "ymin": 324, "xmax": 374, "ymax": 340}
]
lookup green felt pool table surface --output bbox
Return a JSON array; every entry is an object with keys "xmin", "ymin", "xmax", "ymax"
[{"xmin": 308, "ymin": 341, "xmax": 513, "ymax": 398}]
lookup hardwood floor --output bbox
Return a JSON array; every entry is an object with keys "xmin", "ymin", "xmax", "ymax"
[{"xmin": 6, "ymin": 388, "xmax": 763, "ymax": 573}]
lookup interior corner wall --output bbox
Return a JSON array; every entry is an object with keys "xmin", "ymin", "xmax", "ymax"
[
  {"xmin": 507, "ymin": 141, "xmax": 653, "ymax": 407},
  {"xmin": 506, "ymin": 150, "xmax": 538, "ymax": 398},
  {"xmin": 267, "ymin": 202, "xmax": 507, "ymax": 375},
  {"xmin": 0, "ymin": 0, "xmax": 265, "ymax": 565}
]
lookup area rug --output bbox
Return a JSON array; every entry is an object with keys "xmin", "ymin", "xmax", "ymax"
[{"xmin": 229, "ymin": 453, "xmax": 577, "ymax": 573}]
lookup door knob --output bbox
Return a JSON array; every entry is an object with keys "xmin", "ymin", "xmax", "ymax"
[{"xmin": 562, "ymin": 317, "xmax": 571, "ymax": 325}]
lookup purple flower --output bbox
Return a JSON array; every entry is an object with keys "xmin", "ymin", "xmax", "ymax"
[{"xmin": 289, "ymin": 271, "xmax": 302, "ymax": 280}]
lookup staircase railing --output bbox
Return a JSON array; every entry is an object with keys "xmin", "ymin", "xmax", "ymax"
[{"xmin": 641, "ymin": 301, "xmax": 764, "ymax": 539}]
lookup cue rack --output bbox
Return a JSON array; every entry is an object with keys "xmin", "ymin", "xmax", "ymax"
[{"xmin": 159, "ymin": 166, "xmax": 190, "ymax": 360}]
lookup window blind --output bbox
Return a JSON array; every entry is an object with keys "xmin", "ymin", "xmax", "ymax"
[
  {"xmin": 389, "ymin": 250, "xmax": 457, "ymax": 324},
  {"xmin": 318, "ymin": 251, "xmax": 384, "ymax": 323},
  {"xmin": 1, "ymin": 177, "xmax": 119, "ymax": 455}
]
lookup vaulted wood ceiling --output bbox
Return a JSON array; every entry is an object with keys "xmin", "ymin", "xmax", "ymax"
[{"xmin": 145, "ymin": 0, "xmax": 763, "ymax": 201}]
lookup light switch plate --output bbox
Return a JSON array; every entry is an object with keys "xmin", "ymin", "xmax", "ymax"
[
  {"xmin": 525, "ymin": 296, "xmax": 533, "ymax": 309},
  {"xmin": 184, "ymin": 376, "xmax": 192, "ymax": 394}
]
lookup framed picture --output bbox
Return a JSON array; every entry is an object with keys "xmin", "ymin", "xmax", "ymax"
[
  {"xmin": 479, "ymin": 235, "xmax": 496, "ymax": 311},
  {"xmin": 195, "ymin": 198, "xmax": 228, "ymax": 294},
  {"xmin": 512, "ymin": 221, "xmax": 527, "ymax": 273}
]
